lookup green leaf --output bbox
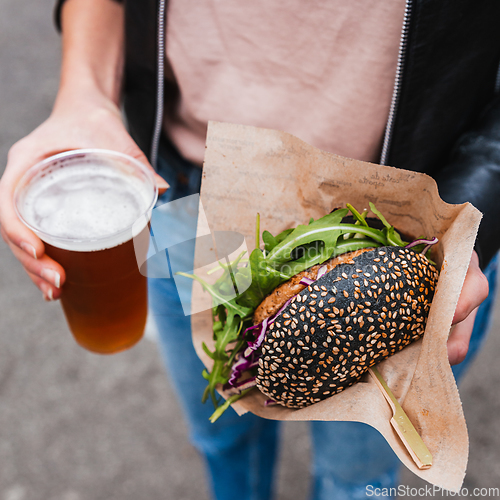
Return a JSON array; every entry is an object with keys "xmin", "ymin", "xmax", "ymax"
[
  {"xmin": 274, "ymin": 227, "xmax": 294, "ymax": 244},
  {"xmin": 347, "ymin": 204, "xmax": 369, "ymax": 227},
  {"xmin": 262, "ymin": 230, "xmax": 278, "ymax": 253},
  {"xmin": 209, "ymin": 389, "xmax": 254, "ymax": 423},
  {"xmin": 369, "ymin": 202, "xmax": 391, "ymax": 229},
  {"xmin": 255, "ymin": 213, "xmax": 260, "ymax": 250},
  {"xmin": 204, "ymin": 359, "xmax": 228, "ymax": 407},
  {"xmin": 369, "ymin": 202, "xmax": 407, "ymax": 247},
  {"xmin": 266, "ymin": 209, "xmax": 349, "ymax": 265},
  {"xmin": 236, "ymin": 248, "xmax": 283, "ymax": 309},
  {"xmin": 333, "ymin": 238, "xmax": 381, "ymax": 255},
  {"xmin": 276, "ymin": 244, "xmax": 326, "ymax": 279},
  {"xmin": 213, "ymin": 309, "xmax": 244, "ymax": 354},
  {"xmin": 202, "ymin": 342, "xmax": 216, "ymax": 360},
  {"xmin": 176, "ymin": 271, "xmax": 251, "ymax": 319},
  {"xmin": 201, "ymin": 309, "xmax": 249, "ymax": 408},
  {"xmin": 383, "ymin": 226, "xmax": 407, "ymax": 247},
  {"xmin": 262, "ymin": 226, "xmax": 294, "ymax": 254},
  {"xmin": 207, "ymin": 250, "xmax": 248, "ymax": 275}
]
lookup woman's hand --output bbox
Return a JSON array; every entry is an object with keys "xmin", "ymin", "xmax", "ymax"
[
  {"xmin": 447, "ymin": 250, "xmax": 489, "ymax": 365},
  {"xmin": 0, "ymin": 93, "xmax": 168, "ymax": 301}
]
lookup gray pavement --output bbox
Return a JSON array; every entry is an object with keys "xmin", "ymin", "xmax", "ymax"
[{"xmin": 1, "ymin": 1, "xmax": 499, "ymax": 499}]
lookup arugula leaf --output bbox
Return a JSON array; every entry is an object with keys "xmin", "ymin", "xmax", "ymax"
[
  {"xmin": 267, "ymin": 222, "xmax": 387, "ymax": 267},
  {"xmin": 383, "ymin": 226, "xmax": 407, "ymax": 247},
  {"xmin": 369, "ymin": 202, "xmax": 407, "ymax": 246},
  {"xmin": 262, "ymin": 230, "xmax": 278, "ymax": 253},
  {"xmin": 255, "ymin": 213, "xmax": 260, "ymax": 250},
  {"xmin": 176, "ymin": 271, "xmax": 251, "ymax": 318},
  {"xmin": 209, "ymin": 389, "xmax": 253, "ymax": 423},
  {"xmin": 274, "ymin": 228, "xmax": 294, "ymax": 244},
  {"xmin": 263, "ymin": 227, "xmax": 295, "ymax": 254},
  {"xmin": 235, "ymin": 248, "xmax": 283, "ymax": 309},
  {"xmin": 369, "ymin": 202, "xmax": 391, "ymax": 229},
  {"xmin": 346, "ymin": 204, "xmax": 369, "ymax": 227},
  {"xmin": 202, "ymin": 303, "xmax": 251, "ymax": 406},
  {"xmin": 266, "ymin": 209, "xmax": 349, "ymax": 265},
  {"xmin": 333, "ymin": 238, "xmax": 381, "ymax": 255},
  {"xmin": 275, "ymin": 244, "xmax": 326, "ymax": 279}
]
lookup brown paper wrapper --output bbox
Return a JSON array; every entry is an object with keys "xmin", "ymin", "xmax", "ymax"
[{"xmin": 191, "ymin": 121, "xmax": 482, "ymax": 491}]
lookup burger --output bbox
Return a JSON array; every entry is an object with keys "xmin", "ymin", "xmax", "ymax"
[
  {"xmin": 181, "ymin": 203, "xmax": 439, "ymax": 421},
  {"xmin": 254, "ymin": 245, "xmax": 438, "ymax": 408}
]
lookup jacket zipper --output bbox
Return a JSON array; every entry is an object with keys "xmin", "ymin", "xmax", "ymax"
[
  {"xmin": 380, "ymin": 0, "xmax": 413, "ymax": 166},
  {"xmin": 150, "ymin": 0, "xmax": 167, "ymax": 169}
]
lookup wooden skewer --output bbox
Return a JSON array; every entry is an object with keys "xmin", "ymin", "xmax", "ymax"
[{"xmin": 369, "ymin": 367, "xmax": 432, "ymax": 470}]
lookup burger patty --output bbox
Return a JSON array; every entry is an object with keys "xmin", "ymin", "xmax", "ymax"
[
  {"xmin": 253, "ymin": 248, "xmax": 373, "ymax": 325},
  {"xmin": 255, "ymin": 246, "xmax": 439, "ymax": 408}
]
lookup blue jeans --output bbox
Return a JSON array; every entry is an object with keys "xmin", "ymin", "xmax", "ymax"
[{"xmin": 148, "ymin": 140, "xmax": 497, "ymax": 500}]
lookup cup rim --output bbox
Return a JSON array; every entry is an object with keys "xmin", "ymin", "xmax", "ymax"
[{"xmin": 14, "ymin": 148, "xmax": 159, "ymax": 249}]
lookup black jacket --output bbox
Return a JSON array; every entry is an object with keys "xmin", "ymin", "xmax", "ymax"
[{"xmin": 55, "ymin": 0, "xmax": 500, "ymax": 268}]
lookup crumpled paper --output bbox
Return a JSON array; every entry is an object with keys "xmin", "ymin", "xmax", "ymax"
[{"xmin": 190, "ymin": 121, "xmax": 482, "ymax": 491}]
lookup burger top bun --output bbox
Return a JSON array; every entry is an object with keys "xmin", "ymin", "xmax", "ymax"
[
  {"xmin": 253, "ymin": 247, "xmax": 372, "ymax": 325},
  {"xmin": 255, "ymin": 246, "xmax": 439, "ymax": 409}
]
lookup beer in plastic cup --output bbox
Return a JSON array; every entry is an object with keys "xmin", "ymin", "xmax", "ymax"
[{"xmin": 14, "ymin": 149, "xmax": 158, "ymax": 354}]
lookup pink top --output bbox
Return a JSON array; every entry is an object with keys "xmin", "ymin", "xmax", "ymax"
[{"xmin": 163, "ymin": 0, "xmax": 406, "ymax": 166}]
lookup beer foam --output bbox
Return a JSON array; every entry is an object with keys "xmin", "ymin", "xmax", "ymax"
[{"xmin": 21, "ymin": 164, "xmax": 154, "ymax": 251}]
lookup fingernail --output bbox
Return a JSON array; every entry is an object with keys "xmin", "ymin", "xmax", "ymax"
[
  {"xmin": 41, "ymin": 283, "xmax": 54, "ymax": 301},
  {"xmin": 41, "ymin": 268, "xmax": 61, "ymax": 288},
  {"xmin": 157, "ymin": 177, "xmax": 170, "ymax": 189},
  {"xmin": 20, "ymin": 241, "xmax": 37, "ymax": 259},
  {"xmin": 156, "ymin": 178, "xmax": 169, "ymax": 195}
]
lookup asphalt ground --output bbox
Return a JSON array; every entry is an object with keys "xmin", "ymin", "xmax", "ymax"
[{"xmin": 1, "ymin": 1, "xmax": 499, "ymax": 499}]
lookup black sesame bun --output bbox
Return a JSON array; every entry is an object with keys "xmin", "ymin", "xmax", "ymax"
[{"xmin": 255, "ymin": 246, "xmax": 439, "ymax": 409}]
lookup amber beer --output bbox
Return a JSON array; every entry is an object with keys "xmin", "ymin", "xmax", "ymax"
[{"xmin": 15, "ymin": 150, "xmax": 158, "ymax": 354}]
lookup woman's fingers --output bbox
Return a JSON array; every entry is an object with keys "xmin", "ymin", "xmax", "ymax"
[
  {"xmin": 452, "ymin": 251, "xmax": 489, "ymax": 325},
  {"xmin": 1, "ymin": 225, "xmax": 65, "ymax": 295},
  {"xmin": 0, "ymin": 202, "xmax": 45, "ymax": 259},
  {"xmin": 154, "ymin": 174, "xmax": 169, "ymax": 195},
  {"xmin": 0, "ymin": 144, "xmax": 51, "ymax": 262},
  {"xmin": 448, "ymin": 307, "xmax": 478, "ymax": 365},
  {"xmin": 25, "ymin": 270, "xmax": 62, "ymax": 301}
]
